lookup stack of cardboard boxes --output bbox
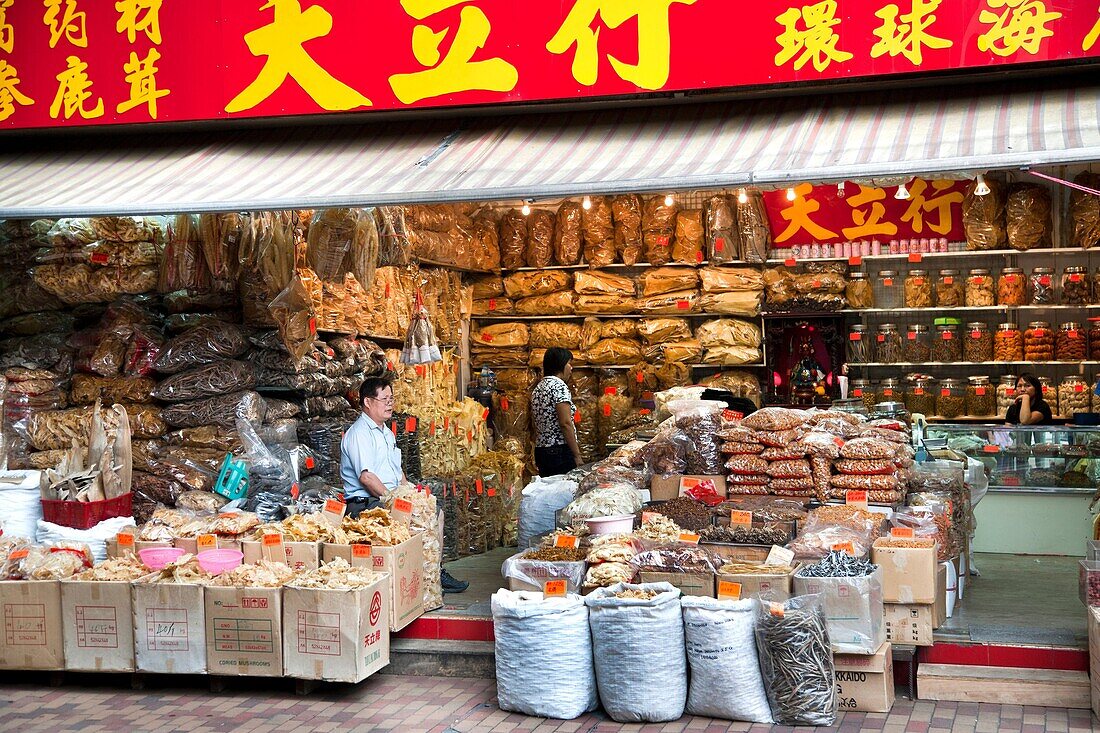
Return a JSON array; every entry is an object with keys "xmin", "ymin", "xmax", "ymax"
[{"xmin": 872, "ymin": 539, "xmax": 950, "ymax": 648}]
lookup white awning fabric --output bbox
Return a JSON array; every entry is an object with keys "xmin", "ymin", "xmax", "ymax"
[{"xmin": 0, "ymin": 80, "xmax": 1097, "ymax": 218}]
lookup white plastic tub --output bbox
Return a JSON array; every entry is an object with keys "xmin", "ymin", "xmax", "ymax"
[{"xmin": 584, "ymin": 515, "xmax": 635, "ymax": 535}]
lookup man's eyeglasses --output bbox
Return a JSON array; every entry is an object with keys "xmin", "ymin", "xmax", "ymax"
[{"xmin": 368, "ymin": 396, "xmax": 395, "ymax": 405}]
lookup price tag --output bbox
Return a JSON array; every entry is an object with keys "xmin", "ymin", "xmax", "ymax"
[
  {"xmin": 715, "ymin": 237, "xmax": 725, "ymax": 252},
  {"xmin": 304, "ymin": 456, "xmax": 316, "ymax": 470},
  {"xmin": 970, "ymin": 330, "xmax": 981, "ymax": 339},
  {"xmin": 90, "ymin": 252, "xmax": 110, "ymax": 265},
  {"xmin": 883, "ymin": 278, "xmax": 894, "ymax": 287},
  {"xmin": 717, "ymin": 581, "xmax": 742, "ymax": 601},
  {"xmin": 352, "ymin": 544, "xmax": 372, "ymax": 558},
  {"xmin": 730, "ymin": 510, "xmax": 753, "ymax": 528},
  {"xmin": 415, "ymin": 365, "xmax": 426, "ymax": 378},
  {"xmin": 573, "ymin": 411, "xmax": 582, "ymax": 425},
  {"xmin": 908, "ymin": 253, "xmax": 923, "ymax": 263},
  {"xmin": 488, "ymin": 298, "xmax": 497, "ymax": 310},
  {"xmin": 768, "ymin": 601, "xmax": 786, "ymax": 618},
  {"xmin": 261, "ymin": 533, "xmax": 287, "ymax": 564},
  {"xmin": 852, "ymin": 388, "xmax": 863, "ymax": 397},
  {"xmin": 765, "ymin": 545, "xmax": 795, "ymax": 567},
  {"xmin": 1005, "ymin": 274, "xmax": 1018, "ymax": 283},
  {"xmin": 942, "ymin": 331, "xmax": 953, "ymax": 340},
  {"xmin": 116, "ymin": 532, "xmax": 135, "ymax": 550},
  {"xmin": 322, "ymin": 499, "xmax": 347, "ymax": 528},
  {"xmin": 657, "ymin": 235, "xmax": 669, "ymax": 247},
  {"xmin": 391, "ymin": 422, "xmax": 398, "ymax": 437},
  {"xmin": 554, "ymin": 534, "xmax": 579, "ymax": 549},
  {"xmin": 678, "ymin": 533, "xmax": 700, "ymax": 545},
  {"xmin": 1070, "ymin": 330, "xmax": 1081, "ymax": 339},
  {"xmin": 876, "ymin": 334, "xmax": 885, "ymax": 343},
  {"xmin": 636, "ymin": 371, "xmax": 645, "ymax": 383},
  {"xmin": 196, "ymin": 534, "xmax": 218, "ymax": 552},
  {"xmin": 393, "ymin": 498, "xmax": 413, "ymax": 524},
  {"xmin": 941, "ymin": 388, "xmax": 951, "ymax": 397},
  {"xmin": 846, "ymin": 490, "xmax": 868, "ymax": 508},
  {"xmin": 1040, "ymin": 275, "xmax": 1052, "ymax": 286},
  {"xmin": 890, "ymin": 527, "xmax": 915, "ymax": 539},
  {"xmin": 676, "ymin": 300, "xmax": 690, "ymax": 310},
  {"xmin": 913, "ymin": 387, "xmax": 925, "ymax": 395},
  {"xmin": 784, "ymin": 258, "xmax": 796, "ymax": 267},
  {"xmin": 475, "ymin": 479, "xmax": 484, "ymax": 495},
  {"xmin": 832, "ymin": 541, "xmax": 857, "ymax": 556},
  {"xmin": 604, "ymin": 387, "xmax": 618, "ymax": 396},
  {"xmin": 849, "ymin": 332, "xmax": 862, "ymax": 341},
  {"xmin": 907, "ymin": 331, "xmax": 917, "ymax": 340},
  {"xmin": 695, "ymin": 250, "xmax": 704, "ymax": 264},
  {"xmin": 385, "ymin": 283, "xmax": 392, "ymax": 299},
  {"xmin": 912, "ymin": 277, "xmax": 925, "ymax": 286},
  {"xmin": 602, "ymin": 404, "xmax": 612, "ymax": 417},
  {"xmin": 290, "ymin": 482, "xmax": 300, "ymax": 500},
  {"xmin": 9, "ymin": 548, "xmax": 28, "ymax": 561},
  {"xmin": 848, "ymin": 256, "xmax": 862, "ymax": 266},
  {"xmin": 405, "ymin": 417, "xmax": 417, "ymax": 432},
  {"xmin": 812, "ymin": 279, "xmax": 822, "ymax": 288},
  {"xmin": 1070, "ymin": 274, "xmax": 1084, "ymax": 282},
  {"xmin": 481, "ymin": 333, "xmax": 493, "ymax": 343},
  {"xmin": 543, "ymin": 579, "xmax": 567, "ymax": 598},
  {"xmin": 943, "ymin": 276, "xmax": 954, "ymax": 285},
  {"xmin": 1076, "ymin": 384, "xmax": 1086, "ymax": 393},
  {"xmin": 308, "ymin": 317, "xmax": 317, "ymax": 334},
  {"xmin": 641, "ymin": 511, "xmax": 660, "ymax": 524},
  {"xmin": 443, "ymin": 416, "xmax": 450, "ymax": 430},
  {"xmin": 482, "ymin": 408, "xmax": 490, "ymax": 421},
  {"xmin": 429, "ymin": 420, "xmax": 437, "ymax": 436},
  {"xmin": 882, "ymin": 388, "xmax": 894, "ymax": 397}
]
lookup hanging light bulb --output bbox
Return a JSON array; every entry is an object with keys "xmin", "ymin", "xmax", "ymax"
[
  {"xmin": 786, "ymin": 187, "xmax": 796, "ymax": 202},
  {"xmin": 664, "ymin": 193, "xmax": 675, "ymax": 207},
  {"xmin": 737, "ymin": 188, "xmax": 748, "ymax": 204},
  {"xmin": 582, "ymin": 196, "xmax": 592, "ymax": 210},
  {"xmin": 837, "ymin": 181, "xmax": 847, "ymax": 198},
  {"xmin": 974, "ymin": 174, "xmax": 991, "ymax": 196},
  {"xmin": 895, "ymin": 182, "xmax": 910, "ymax": 200},
  {"xmin": 521, "ymin": 202, "xmax": 531, "ymax": 216}
]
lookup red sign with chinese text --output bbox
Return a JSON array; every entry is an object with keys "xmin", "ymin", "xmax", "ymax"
[
  {"xmin": 0, "ymin": 1, "xmax": 1097, "ymax": 130},
  {"xmin": 762, "ymin": 179, "xmax": 968, "ymax": 246}
]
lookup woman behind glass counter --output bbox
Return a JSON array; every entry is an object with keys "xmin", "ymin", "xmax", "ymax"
[{"xmin": 1005, "ymin": 373, "xmax": 1053, "ymax": 426}]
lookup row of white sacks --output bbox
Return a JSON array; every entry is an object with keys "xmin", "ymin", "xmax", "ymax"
[{"xmin": 492, "ymin": 582, "xmax": 836, "ymax": 725}]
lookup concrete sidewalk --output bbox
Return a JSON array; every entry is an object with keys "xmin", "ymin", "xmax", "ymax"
[{"xmin": 0, "ymin": 674, "xmax": 1095, "ymax": 733}]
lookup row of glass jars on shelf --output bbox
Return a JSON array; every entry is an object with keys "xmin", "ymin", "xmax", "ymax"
[
  {"xmin": 846, "ymin": 266, "xmax": 1100, "ymax": 310},
  {"xmin": 851, "ymin": 375, "xmax": 1094, "ymax": 419},
  {"xmin": 847, "ymin": 320, "xmax": 1100, "ymax": 364}
]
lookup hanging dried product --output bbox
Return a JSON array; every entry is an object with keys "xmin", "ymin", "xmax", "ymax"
[
  {"xmin": 553, "ymin": 201, "xmax": 583, "ymax": 265},
  {"xmin": 582, "ymin": 196, "xmax": 615, "ymax": 268},
  {"xmin": 526, "ymin": 209, "xmax": 555, "ymax": 268},
  {"xmin": 705, "ymin": 194, "xmax": 740, "ymax": 264},
  {"xmin": 612, "ymin": 194, "xmax": 643, "ymax": 265},
  {"xmin": 500, "ymin": 209, "xmax": 528, "ymax": 269}
]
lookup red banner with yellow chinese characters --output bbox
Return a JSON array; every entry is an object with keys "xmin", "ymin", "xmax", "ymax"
[
  {"xmin": 763, "ymin": 179, "xmax": 968, "ymax": 245},
  {"xmin": 0, "ymin": 1, "xmax": 1097, "ymax": 130}
]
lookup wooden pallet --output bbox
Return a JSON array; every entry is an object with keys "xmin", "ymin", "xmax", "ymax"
[{"xmin": 918, "ymin": 663, "xmax": 1091, "ymax": 709}]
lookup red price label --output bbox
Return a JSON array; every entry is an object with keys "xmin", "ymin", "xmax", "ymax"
[
  {"xmin": 405, "ymin": 417, "xmax": 417, "ymax": 432},
  {"xmin": 501, "ymin": 397, "xmax": 510, "ymax": 410},
  {"xmin": 730, "ymin": 510, "xmax": 753, "ymax": 527},
  {"xmin": 975, "ymin": 387, "xmax": 987, "ymax": 396},
  {"xmin": 488, "ymin": 298, "xmax": 497, "ymax": 310},
  {"xmin": 543, "ymin": 579, "xmax": 567, "ymax": 597},
  {"xmin": 784, "ymin": 258, "xmax": 796, "ymax": 267},
  {"xmin": 717, "ymin": 581, "xmax": 742, "ymax": 600},
  {"xmin": 90, "ymin": 252, "xmax": 109, "ymax": 264},
  {"xmin": 1069, "ymin": 330, "xmax": 1081, "ymax": 339},
  {"xmin": 482, "ymin": 408, "xmax": 490, "ymax": 420},
  {"xmin": 573, "ymin": 411, "xmax": 582, "ymax": 424},
  {"xmin": 678, "ymin": 533, "xmax": 701, "ymax": 545},
  {"xmin": 1076, "ymin": 384, "xmax": 1086, "ymax": 392},
  {"xmin": 852, "ymin": 389, "xmax": 863, "ymax": 397},
  {"xmin": 890, "ymin": 527, "xmax": 915, "ymax": 539},
  {"xmin": 554, "ymin": 534, "xmax": 579, "ymax": 549},
  {"xmin": 848, "ymin": 256, "xmax": 862, "ymax": 266},
  {"xmin": 116, "ymin": 532, "xmax": 135, "ymax": 548},
  {"xmin": 676, "ymin": 300, "xmax": 690, "ymax": 310},
  {"xmin": 882, "ymin": 389, "xmax": 894, "ymax": 397},
  {"xmin": 913, "ymin": 388, "xmax": 924, "ymax": 395},
  {"xmin": 832, "ymin": 541, "xmax": 857, "ymax": 556},
  {"xmin": 912, "ymin": 277, "xmax": 924, "ymax": 286},
  {"xmin": 943, "ymin": 276, "xmax": 954, "ymax": 285},
  {"xmin": 636, "ymin": 371, "xmax": 645, "ymax": 383},
  {"xmin": 876, "ymin": 334, "xmax": 885, "ymax": 343},
  {"xmin": 604, "ymin": 387, "xmax": 618, "ymax": 396},
  {"xmin": 1040, "ymin": 276, "xmax": 1052, "ymax": 286},
  {"xmin": 970, "ymin": 330, "xmax": 981, "ymax": 339},
  {"xmin": 695, "ymin": 250, "xmax": 704, "ymax": 264},
  {"xmin": 715, "ymin": 237, "xmax": 725, "ymax": 252},
  {"xmin": 262, "ymin": 533, "xmax": 284, "ymax": 547},
  {"xmin": 352, "ymin": 544, "xmax": 372, "ymax": 558},
  {"xmin": 393, "ymin": 498, "xmax": 413, "ymax": 515},
  {"xmin": 196, "ymin": 534, "xmax": 218, "ymax": 552},
  {"xmin": 304, "ymin": 456, "xmax": 315, "ymax": 470},
  {"xmin": 481, "ymin": 333, "xmax": 493, "ymax": 343},
  {"xmin": 657, "ymin": 235, "xmax": 669, "ymax": 247},
  {"xmin": 475, "ymin": 479, "xmax": 484, "ymax": 495},
  {"xmin": 846, "ymin": 490, "xmax": 868, "ymax": 507},
  {"xmin": 982, "ymin": 445, "xmax": 1001, "ymax": 453},
  {"xmin": 883, "ymin": 278, "xmax": 894, "ymax": 286},
  {"xmin": 849, "ymin": 333, "xmax": 862, "ymax": 341},
  {"xmin": 1070, "ymin": 274, "xmax": 1083, "ymax": 282},
  {"xmin": 908, "ymin": 253, "xmax": 923, "ymax": 263},
  {"xmin": 602, "ymin": 404, "xmax": 612, "ymax": 417},
  {"xmin": 941, "ymin": 388, "xmax": 951, "ymax": 397},
  {"xmin": 324, "ymin": 499, "xmax": 347, "ymax": 516},
  {"xmin": 9, "ymin": 548, "xmax": 28, "ymax": 561},
  {"xmin": 308, "ymin": 317, "xmax": 317, "ymax": 334},
  {"xmin": 942, "ymin": 331, "xmax": 953, "ymax": 340}
]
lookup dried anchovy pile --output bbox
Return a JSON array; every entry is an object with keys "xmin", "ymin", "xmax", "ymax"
[
  {"xmin": 649, "ymin": 497, "xmax": 712, "ymax": 530},
  {"xmin": 699, "ymin": 524, "xmax": 790, "ymax": 545},
  {"xmin": 797, "ymin": 550, "xmax": 877, "ymax": 578},
  {"xmin": 522, "ymin": 547, "xmax": 587, "ymax": 562},
  {"xmin": 756, "ymin": 601, "xmax": 837, "ymax": 726}
]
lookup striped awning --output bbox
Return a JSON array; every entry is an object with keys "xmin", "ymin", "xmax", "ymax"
[{"xmin": 0, "ymin": 79, "xmax": 1097, "ymax": 218}]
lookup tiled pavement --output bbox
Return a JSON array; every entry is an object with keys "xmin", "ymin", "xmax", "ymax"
[{"xmin": 0, "ymin": 674, "xmax": 1095, "ymax": 733}]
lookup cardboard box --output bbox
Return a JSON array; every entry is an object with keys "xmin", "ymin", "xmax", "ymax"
[
  {"xmin": 834, "ymin": 642, "xmax": 895, "ymax": 712},
  {"xmin": 794, "ymin": 567, "xmax": 885, "ymax": 654},
  {"xmin": 503, "ymin": 556, "xmax": 586, "ymax": 595},
  {"xmin": 241, "ymin": 541, "xmax": 320, "ymax": 572},
  {"xmin": 60, "ymin": 580, "xmax": 135, "ymax": 672},
  {"xmin": 1088, "ymin": 608, "xmax": 1100, "ymax": 717},
  {"xmin": 872, "ymin": 538, "xmax": 938, "ymax": 604},
  {"xmin": 175, "ymin": 537, "xmax": 243, "ymax": 554},
  {"xmin": 883, "ymin": 603, "xmax": 934, "ymax": 646},
  {"xmin": 716, "ymin": 565, "xmax": 798, "ymax": 601},
  {"xmin": 321, "ymin": 533, "xmax": 425, "ymax": 632},
  {"xmin": 205, "ymin": 586, "xmax": 282, "ymax": 677},
  {"xmin": 701, "ymin": 543, "xmax": 770, "ymax": 564},
  {"xmin": 650, "ymin": 475, "xmax": 727, "ymax": 502},
  {"xmin": 132, "ymin": 582, "xmax": 207, "ymax": 674},
  {"xmin": 933, "ymin": 564, "xmax": 948, "ymax": 629},
  {"xmin": 637, "ymin": 571, "xmax": 715, "ymax": 597},
  {"xmin": 105, "ymin": 539, "xmax": 171, "ymax": 559},
  {"xmin": 282, "ymin": 576, "xmax": 390, "ymax": 683},
  {"xmin": 0, "ymin": 580, "xmax": 64, "ymax": 670}
]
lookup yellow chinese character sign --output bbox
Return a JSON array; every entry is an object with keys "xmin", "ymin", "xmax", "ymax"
[
  {"xmin": 871, "ymin": 0, "xmax": 953, "ymax": 65},
  {"xmin": 977, "ymin": 0, "xmax": 1061, "ymax": 56},
  {"xmin": 117, "ymin": 48, "xmax": 170, "ymax": 119},
  {"xmin": 775, "ymin": 1, "xmax": 853, "ymax": 72}
]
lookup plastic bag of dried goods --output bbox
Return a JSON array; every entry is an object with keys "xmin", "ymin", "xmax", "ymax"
[
  {"xmin": 473, "ymin": 322, "xmax": 530, "ymax": 348},
  {"xmin": 673, "ymin": 210, "xmax": 704, "ymax": 264},
  {"xmin": 503, "ymin": 270, "xmax": 572, "ymax": 298},
  {"xmin": 582, "ymin": 197, "xmax": 615, "ymax": 268},
  {"xmin": 701, "ymin": 345, "xmax": 760, "ymax": 366},
  {"xmin": 638, "ymin": 266, "xmax": 699, "ymax": 297},
  {"xmin": 500, "ymin": 209, "xmax": 528, "ymax": 269},
  {"xmin": 696, "ymin": 318, "xmax": 762, "ymax": 349},
  {"xmin": 529, "ymin": 322, "xmax": 582, "ymax": 350},
  {"xmin": 375, "ymin": 206, "xmax": 412, "ymax": 267},
  {"xmin": 1005, "ymin": 183, "xmax": 1052, "ymax": 251},
  {"xmin": 586, "ymin": 338, "xmax": 643, "ymax": 365},
  {"xmin": 1071, "ymin": 172, "xmax": 1100, "ymax": 249},
  {"xmin": 595, "ymin": 319, "xmax": 634, "ymax": 341},
  {"xmin": 554, "ymin": 201, "xmax": 583, "ymax": 265},
  {"xmin": 700, "ymin": 267, "xmax": 764, "ymax": 293},
  {"xmin": 515, "ymin": 291, "xmax": 575, "ymax": 315},
  {"xmin": 574, "ymin": 295, "xmax": 637, "ymax": 315},
  {"xmin": 493, "ymin": 589, "xmax": 597, "ymax": 719},
  {"xmin": 526, "ymin": 209, "xmax": 555, "ymax": 269},
  {"xmin": 572, "ymin": 270, "xmax": 633, "ymax": 297},
  {"xmin": 643, "ymin": 196, "xmax": 677, "ymax": 265},
  {"xmin": 613, "ymin": 194, "xmax": 643, "ymax": 265},
  {"xmin": 470, "ymin": 213, "xmax": 501, "ymax": 272},
  {"xmin": 636, "ymin": 318, "xmax": 691, "ymax": 345},
  {"xmin": 736, "ymin": 190, "xmax": 771, "ymax": 262},
  {"xmin": 700, "ymin": 290, "xmax": 762, "ymax": 316},
  {"xmin": 586, "ymin": 582, "xmax": 686, "ymax": 723},
  {"xmin": 267, "ymin": 275, "xmax": 316, "ymax": 361},
  {"xmin": 161, "ymin": 390, "xmax": 267, "ymax": 429},
  {"xmin": 471, "ymin": 297, "xmax": 514, "ymax": 316},
  {"xmin": 755, "ymin": 594, "xmax": 837, "ymax": 725},
  {"xmin": 151, "ymin": 360, "xmax": 256, "ymax": 402},
  {"xmin": 699, "ymin": 370, "xmax": 762, "ymax": 406},
  {"xmin": 963, "ymin": 177, "xmax": 1007, "ymax": 250},
  {"xmin": 469, "ymin": 274, "xmax": 505, "ymax": 299},
  {"xmin": 637, "ymin": 290, "xmax": 699, "ymax": 314},
  {"xmin": 705, "ymin": 195, "xmax": 741, "ymax": 264},
  {"xmin": 646, "ymin": 339, "xmax": 702, "ymax": 364},
  {"xmin": 154, "ymin": 322, "xmax": 250, "ymax": 374},
  {"xmin": 70, "ymin": 374, "xmax": 155, "ymax": 405},
  {"xmin": 668, "ymin": 399, "xmax": 724, "ymax": 475}
]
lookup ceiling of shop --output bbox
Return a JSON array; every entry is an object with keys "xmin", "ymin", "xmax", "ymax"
[{"xmin": 0, "ymin": 79, "xmax": 1096, "ymax": 218}]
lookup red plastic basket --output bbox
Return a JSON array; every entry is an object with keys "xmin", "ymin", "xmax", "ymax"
[{"xmin": 40, "ymin": 493, "xmax": 132, "ymax": 530}]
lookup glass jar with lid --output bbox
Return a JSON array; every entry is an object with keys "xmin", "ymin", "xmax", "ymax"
[
  {"xmin": 936, "ymin": 378, "xmax": 966, "ymax": 419},
  {"xmin": 875, "ymin": 323, "xmax": 902, "ymax": 364},
  {"xmin": 878, "ymin": 270, "xmax": 900, "ymax": 309},
  {"xmin": 1038, "ymin": 376, "xmax": 1058, "ymax": 415},
  {"xmin": 1090, "ymin": 318, "xmax": 1100, "ymax": 360},
  {"xmin": 1023, "ymin": 321, "xmax": 1054, "ymax": 361},
  {"xmin": 1059, "ymin": 375, "xmax": 1091, "ymax": 417},
  {"xmin": 965, "ymin": 268, "xmax": 995, "ymax": 307},
  {"xmin": 904, "ymin": 270, "xmax": 932, "ymax": 308},
  {"xmin": 997, "ymin": 267, "xmax": 1027, "ymax": 305},
  {"xmin": 905, "ymin": 376, "xmax": 936, "ymax": 416},
  {"xmin": 1063, "ymin": 267, "xmax": 1091, "ymax": 305},
  {"xmin": 878, "ymin": 378, "xmax": 901, "ymax": 406},
  {"xmin": 1030, "ymin": 267, "xmax": 1056, "ymax": 305},
  {"xmin": 850, "ymin": 378, "xmax": 876, "ymax": 413},
  {"xmin": 931, "ymin": 323, "xmax": 961, "ymax": 362},
  {"xmin": 903, "ymin": 324, "xmax": 930, "ymax": 363},
  {"xmin": 994, "ymin": 322, "xmax": 1023, "ymax": 362},
  {"xmin": 935, "ymin": 269, "xmax": 964, "ymax": 307},
  {"xmin": 847, "ymin": 324, "xmax": 869, "ymax": 364},
  {"xmin": 963, "ymin": 321, "xmax": 992, "ymax": 362},
  {"xmin": 1056, "ymin": 321, "xmax": 1087, "ymax": 361},
  {"xmin": 846, "ymin": 272, "xmax": 874, "ymax": 310},
  {"xmin": 996, "ymin": 375, "xmax": 1017, "ymax": 416},
  {"xmin": 966, "ymin": 376, "xmax": 995, "ymax": 416}
]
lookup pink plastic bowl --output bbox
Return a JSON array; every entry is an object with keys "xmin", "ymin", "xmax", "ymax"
[
  {"xmin": 138, "ymin": 546, "xmax": 186, "ymax": 570},
  {"xmin": 196, "ymin": 549, "xmax": 244, "ymax": 575}
]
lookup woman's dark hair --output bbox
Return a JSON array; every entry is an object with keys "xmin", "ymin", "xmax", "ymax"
[
  {"xmin": 1017, "ymin": 373, "xmax": 1045, "ymax": 404},
  {"xmin": 359, "ymin": 376, "xmax": 393, "ymax": 406},
  {"xmin": 542, "ymin": 347, "xmax": 573, "ymax": 377}
]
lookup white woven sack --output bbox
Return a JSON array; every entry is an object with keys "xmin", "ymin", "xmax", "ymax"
[
  {"xmin": 682, "ymin": 596, "xmax": 773, "ymax": 723},
  {"xmin": 491, "ymin": 589, "xmax": 597, "ymax": 719},
  {"xmin": 518, "ymin": 477, "xmax": 576, "ymax": 547},
  {"xmin": 585, "ymin": 582, "xmax": 686, "ymax": 723}
]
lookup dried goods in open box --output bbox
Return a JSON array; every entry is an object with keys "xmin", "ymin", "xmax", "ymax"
[
  {"xmin": 515, "ymin": 291, "xmax": 575, "ymax": 315},
  {"xmin": 526, "ymin": 209, "xmax": 555, "ymax": 268},
  {"xmin": 613, "ymin": 194, "xmax": 643, "ymax": 265},
  {"xmin": 705, "ymin": 195, "xmax": 740, "ymax": 264},
  {"xmin": 574, "ymin": 270, "xmax": 634, "ymax": 296},
  {"xmin": 637, "ymin": 289, "xmax": 699, "ymax": 314},
  {"xmin": 672, "ymin": 210, "xmax": 704, "ymax": 263},
  {"xmin": 586, "ymin": 337, "xmax": 643, "ymax": 365},
  {"xmin": 575, "ymin": 294, "xmax": 637, "ymax": 314},
  {"xmin": 963, "ymin": 178, "xmax": 1007, "ymax": 250},
  {"xmin": 503, "ymin": 270, "xmax": 572, "ymax": 298},
  {"xmin": 1070, "ymin": 172, "xmax": 1100, "ymax": 249},
  {"xmin": 529, "ymin": 322, "xmax": 582, "ymax": 349},
  {"xmin": 70, "ymin": 374, "xmax": 155, "ymax": 405},
  {"xmin": 638, "ymin": 266, "xmax": 699, "ymax": 297},
  {"xmin": 1005, "ymin": 183, "xmax": 1052, "ymax": 251},
  {"xmin": 554, "ymin": 201, "xmax": 583, "ymax": 265},
  {"xmin": 27, "ymin": 403, "xmax": 165, "ymax": 450},
  {"xmin": 582, "ymin": 196, "xmax": 615, "ymax": 268}
]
